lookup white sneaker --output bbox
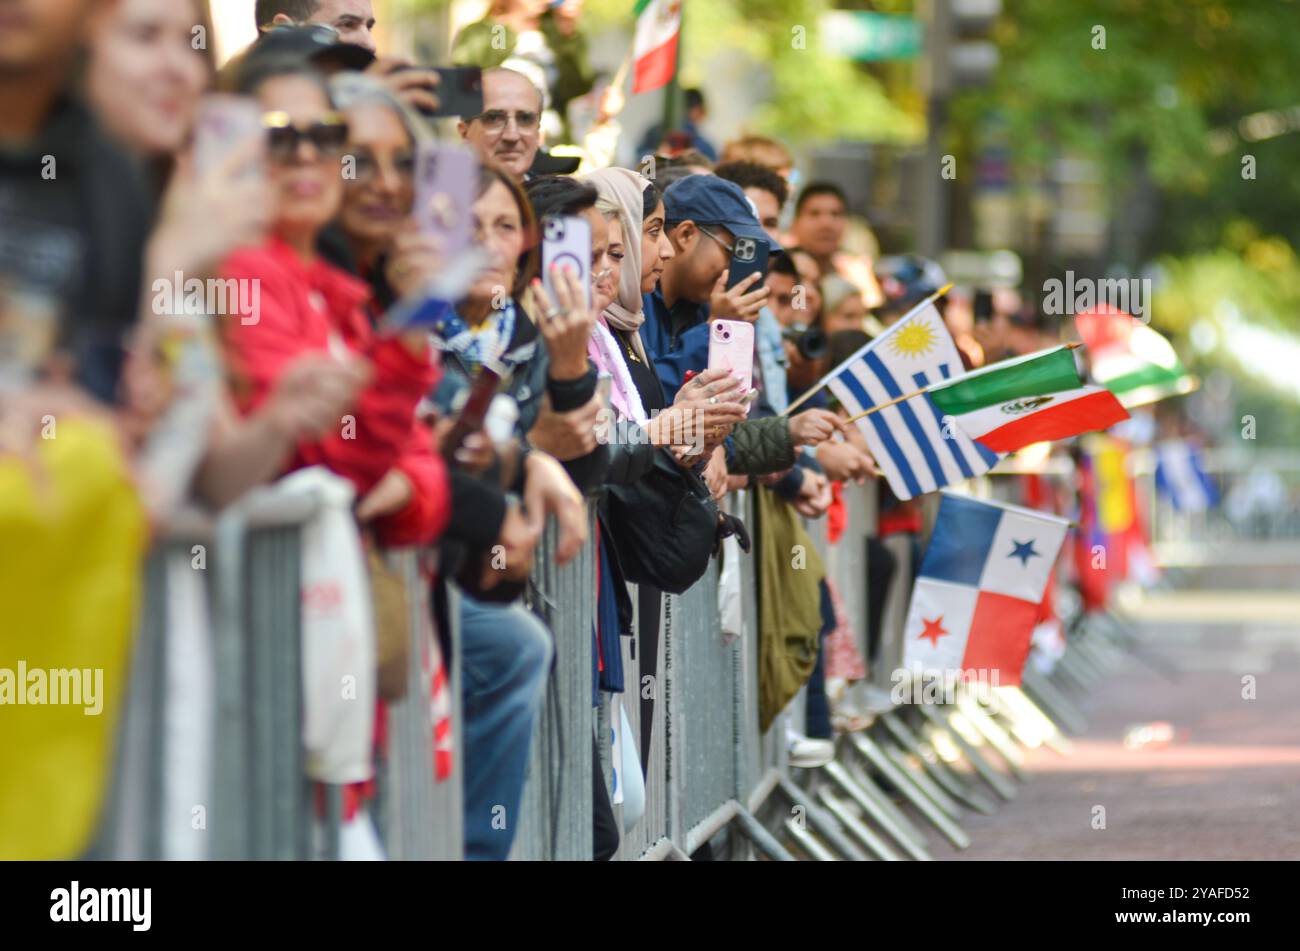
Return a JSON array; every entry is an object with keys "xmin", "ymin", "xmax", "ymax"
[{"xmin": 786, "ymin": 734, "xmax": 835, "ymax": 769}]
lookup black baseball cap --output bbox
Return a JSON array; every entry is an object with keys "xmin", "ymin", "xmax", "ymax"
[
  {"xmin": 662, "ymin": 174, "xmax": 779, "ymax": 251},
  {"xmin": 247, "ymin": 24, "xmax": 375, "ymax": 75}
]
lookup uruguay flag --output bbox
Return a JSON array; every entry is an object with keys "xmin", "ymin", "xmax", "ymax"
[
  {"xmin": 903, "ymin": 492, "xmax": 1070, "ymax": 684},
  {"xmin": 826, "ymin": 305, "xmax": 1001, "ymax": 500}
]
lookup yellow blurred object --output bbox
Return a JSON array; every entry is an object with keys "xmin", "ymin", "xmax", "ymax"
[
  {"xmin": 0, "ymin": 418, "xmax": 146, "ymax": 859},
  {"xmin": 1093, "ymin": 436, "xmax": 1135, "ymax": 535}
]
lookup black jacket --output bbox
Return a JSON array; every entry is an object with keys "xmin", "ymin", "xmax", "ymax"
[{"xmin": 0, "ymin": 96, "xmax": 153, "ymax": 403}]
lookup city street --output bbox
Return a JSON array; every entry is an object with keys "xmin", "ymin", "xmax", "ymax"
[{"xmin": 949, "ymin": 554, "xmax": 1300, "ymax": 860}]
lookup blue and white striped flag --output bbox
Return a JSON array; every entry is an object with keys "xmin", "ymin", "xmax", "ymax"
[
  {"xmin": 1155, "ymin": 439, "xmax": 1218, "ymax": 512},
  {"xmin": 826, "ymin": 304, "xmax": 1001, "ymax": 500}
]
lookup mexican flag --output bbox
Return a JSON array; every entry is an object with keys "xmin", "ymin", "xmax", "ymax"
[
  {"xmin": 1076, "ymin": 306, "xmax": 1198, "ymax": 408},
  {"xmin": 930, "ymin": 346, "xmax": 1130, "ymax": 453},
  {"xmin": 632, "ymin": 0, "xmax": 681, "ymax": 95}
]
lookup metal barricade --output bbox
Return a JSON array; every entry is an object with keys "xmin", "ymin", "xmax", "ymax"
[
  {"xmin": 103, "ymin": 484, "xmax": 462, "ymax": 861},
  {"xmin": 511, "ymin": 507, "xmax": 598, "ymax": 860},
  {"xmin": 598, "ymin": 488, "xmax": 781, "ymax": 860},
  {"xmin": 102, "ymin": 491, "xmax": 319, "ymax": 860},
  {"xmin": 374, "ymin": 551, "xmax": 462, "ymax": 860}
]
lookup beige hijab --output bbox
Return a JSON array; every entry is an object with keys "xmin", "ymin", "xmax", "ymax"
[{"xmin": 583, "ymin": 166, "xmax": 651, "ymax": 365}]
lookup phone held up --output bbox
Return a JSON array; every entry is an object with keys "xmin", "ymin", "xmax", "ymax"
[
  {"xmin": 541, "ymin": 215, "xmax": 592, "ymax": 314},
  {"xmin": 193, "ymin": 94, "xmax": 265, "ymax": 179},
  {"xmin": 726, "ymin": 234, "xmax": 770, "ymax": 291},
  {"xmin": 413, "ymin": 142, "xmax": 476, "ymax": 259},
  {"xmin": 392, "ymin": 65, "xmax": 483, "ymax": 120},
  {"xmin": 707, "ymin": 319, "xmax": 756, "ymax": 394}
]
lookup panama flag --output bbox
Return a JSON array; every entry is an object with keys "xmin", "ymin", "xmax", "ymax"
[
  {"xmin": 632, "ymin": 0, "xmax": 682, "ymax": 95},
  {"xmin": 930, "ymin": 346, "xmax": 1129, "ymax": 454},
  {"xmin": 826, "ymin": 304, "xmax": 1002, "ymax": 500},
  {"xmin": 903, "ymin": 492, "xmax": 1070, "ymax": 684}
]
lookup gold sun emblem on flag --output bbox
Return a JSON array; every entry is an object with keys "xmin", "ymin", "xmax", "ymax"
[{"xmin": 888, "ymin": 320, "xmax": 937, "ymax": 358}]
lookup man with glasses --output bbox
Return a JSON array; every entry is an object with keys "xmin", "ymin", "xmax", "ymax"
[
  {"xmin": 639, "ymin": 175, "xmax": 772, "ymax": 401},
  {"xmin": 457, "ymin": 67, "xmax": 544, "ymax": 182}
]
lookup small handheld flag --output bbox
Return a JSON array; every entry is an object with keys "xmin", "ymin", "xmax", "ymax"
[
  {"xmin": 902, "ymin": 492, "xmax": 1070, "ymax": 685},
  {"xmin": 928, "ymin": 346, "xmax": 1130, "ymax": 453},
  {"xmin": 826, "ymin": 303, "xmax": 1002, "ymax": 500}
]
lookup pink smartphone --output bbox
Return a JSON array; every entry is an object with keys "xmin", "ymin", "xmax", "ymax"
[
  {"xmin": 707, "ymin": 318, "xmax": 755, "ymax": 393},
  {"xmin": 193, "ymin": 94, "xmax": 265, "ymax": 178}
]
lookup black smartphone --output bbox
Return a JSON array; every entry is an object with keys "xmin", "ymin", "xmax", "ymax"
[
  {"xmin": 388, "ymin": 65, "xmax": 483, "ymax": 120},
  {"xmin": 974, "ymin": 288, "xmax": 994, "ymax": 323},
  {"xmin": 726, "ymin": 235, "xmax": 770, "ymax": 290},
  {"xmin": 433, "ymin": 67, "xmax": 483, "ymax": 119}
]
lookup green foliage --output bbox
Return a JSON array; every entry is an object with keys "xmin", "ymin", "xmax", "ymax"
[
  {"xmin": 956, "ymin": 0, "xmax": 1300, "ymax": 254},
  {"xmin": 583, "ymin": 0, "xmax": 919, "ymax": 143}
]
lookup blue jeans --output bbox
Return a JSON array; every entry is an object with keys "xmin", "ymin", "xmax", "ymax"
[{"xmin": 459, "ymin": 595, "xmax": 553, "ymax": 860}]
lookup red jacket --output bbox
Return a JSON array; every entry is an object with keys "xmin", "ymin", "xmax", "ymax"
[{"xmin": 220, "ymin": 236, "xmax": 449, "ymax": 547}]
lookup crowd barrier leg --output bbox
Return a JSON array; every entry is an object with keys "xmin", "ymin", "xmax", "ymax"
[
  {"xmin": 774, "ymin": 778, "xmax": 869, "ymax": 861},
  {"xmin": 879, "ymin": 710, "xmax": 998, "ymax": 816},
  {"xmin": 822, "ymin": 760, "xmax": 931, "ymax": 860},
  {"xmin": 814, "ymin": 787, "xmax": 903, "ymax": 860},
  {"xmin": 732, "ymin": 806, "xmax": 797, "ymax": 861},
  {"xmin": 914, "ymin": 703, "xmax": 1018, "ymax": 802},
  {"xmin": 846, "ymin": 732, "xmax": 970, "ymax": 849},
  {"xmin": 953, "ymin": 690, "xmax": 1026, "ymax": 779},
  {"xmin": 1019, "ymin": 666, "xmax": 1088, "ymax": 735},
  {"xmin": 990, "ymin": 687, "xmax": 1073, "ymax": 756}
]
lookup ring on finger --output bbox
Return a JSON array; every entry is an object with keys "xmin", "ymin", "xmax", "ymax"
[
  {"xmin": 708, "ymin": 395, "xmax": 718, "ymax": 405},
  {"xmin": 544, "ymin": 306, "xmax": 563, "ymax": 320}
]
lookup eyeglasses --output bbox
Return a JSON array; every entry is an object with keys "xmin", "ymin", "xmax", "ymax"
[
  {"xmin": 697, "ymin": 225, "xmax": 735, "ymax": 256},
  {"xmin": 471, "ymin": 109, "xmax": 541, "ymax": 135},
  {"xmin": 346, "ymin": 149, "xmax": 416, "ymax": 185},
  {"xmin": 262, "ymin": 111, "xmax": 349, "ymax": 162}
]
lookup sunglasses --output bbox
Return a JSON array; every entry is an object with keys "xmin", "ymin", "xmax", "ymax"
[{"xmin": 261, "ymin": 111, "xmax": 349, "ymax": 162}]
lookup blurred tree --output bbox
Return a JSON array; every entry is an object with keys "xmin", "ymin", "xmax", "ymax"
[
  {"xmin": 581, "ymin": 0, "xmax": 920, "ymax": 144},
  {"xmin": 954, "ymin": 0, "xmax": 1300, "ymax": 262}
]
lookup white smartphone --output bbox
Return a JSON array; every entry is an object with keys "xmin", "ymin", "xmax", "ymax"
[
  {"xmin": 707, "ymin": 318, "xmax": 756, "ymax": 393},
  {"xmin": 193, "ymin": 94, "xmax": 265, "ymax": 179},
  {"xmin": 541, "ymin": 214, "xmax": 592, "ymax": 314}
]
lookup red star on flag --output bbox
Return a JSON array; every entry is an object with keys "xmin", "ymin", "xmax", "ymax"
[{"xmin": 919, "ymin": 616, "xmax": 948, "ymax": 647}]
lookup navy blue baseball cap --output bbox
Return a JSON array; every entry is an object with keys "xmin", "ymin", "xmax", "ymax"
[{"xmin": 662, "ymin": 174, "xmax": 780, "ymax": 251}]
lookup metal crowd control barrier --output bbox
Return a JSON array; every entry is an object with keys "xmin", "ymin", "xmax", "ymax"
[
  {"xmin": 102, "ymin": 484, "xmax": 462, "ymax": 860},
  {"xmin": 105, "ymin": 470, "xmax": 1117, "ymax": 862},
  {"xmin": 523, "ymin": 469, "xmax": 1120, "ymax": 861},
  {"xmin": 511, "ymin": 509, "xmax": 599, "ymax": 860},
  {"xmin": 374, "ymin": 551, "xmax": 463, "ymax": 860}
]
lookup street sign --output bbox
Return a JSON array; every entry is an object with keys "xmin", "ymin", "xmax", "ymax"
[{"xmin": 820, "ymin": 11, "xmax": 923, "ymax": 62}]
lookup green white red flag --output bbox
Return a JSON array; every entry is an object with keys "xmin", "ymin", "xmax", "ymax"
[
  {"xmin": 632, "ymin": 0, "xmax": 681, "ymax": 94},
  {"xmin": 1076, "ymin": 306, "xmax": 1198, "ymax": 408},
  {"xmin": 930, "ymin": 346, "xmax": 1130, "ymax": 453}
]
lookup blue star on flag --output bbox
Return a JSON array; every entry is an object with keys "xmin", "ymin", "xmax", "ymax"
[{"xmin": 1009, "ymin": 539, "xmax": 1040, "ymax": 566}]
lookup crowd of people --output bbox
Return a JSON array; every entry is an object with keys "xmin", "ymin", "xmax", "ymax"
[{"xmin": 1, "ymin": 0, "xmax": 1125, "ymax": 862}]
